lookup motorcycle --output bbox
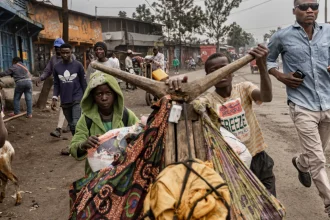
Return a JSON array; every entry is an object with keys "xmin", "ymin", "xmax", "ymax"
[{"xmin": 187, "ymin": 63, "xmax": 196, "ymax": 71}]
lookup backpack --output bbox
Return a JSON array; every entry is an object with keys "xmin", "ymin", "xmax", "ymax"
[{"xmin": 85, "ymin": 107, "xmax": 129, "ymax": 136}]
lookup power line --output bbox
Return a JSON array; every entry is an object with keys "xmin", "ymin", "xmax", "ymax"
[
  {"xmin": 230, "ymin": 0, "xmax": 272, "ymax": 15},
  {"xmin": 145, "ymin": 0, "xmax": 156, "ymax": 13}
]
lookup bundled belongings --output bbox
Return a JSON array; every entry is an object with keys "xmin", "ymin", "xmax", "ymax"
[
  {"xmin": 69, "ymin": 96, "xmax": 171, "ymax": 219},
  {"xmin": 193, "ymin": 100, "xmax": 286, "ymax": 219},
  {"xmin": 143, "ymin": 160, "xmax": 231, "ymax": 220}
]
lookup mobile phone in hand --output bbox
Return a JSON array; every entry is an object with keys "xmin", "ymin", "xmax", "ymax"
[{"xmin": 293, "ymin": 69, "xmax": 306, "ymax": 79}]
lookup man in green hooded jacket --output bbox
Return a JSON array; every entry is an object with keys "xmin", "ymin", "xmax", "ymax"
[{"xmin": 70, "ymin": 71, "xmax": 139, "ymax": 175}]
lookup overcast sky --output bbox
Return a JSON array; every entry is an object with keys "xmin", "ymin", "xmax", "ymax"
[{"xmin": 50, "ymin": 0, "xmax": 327, "ymax": 42}]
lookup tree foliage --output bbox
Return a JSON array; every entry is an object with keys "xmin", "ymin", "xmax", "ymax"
[
  {"xmin": 263, "ymin": 28, "xmax": 281, "ymax": 42},
  {"xmin": 132, "ymin": 4, "xmax": 155, "ymax": 23},
  {"xmin": 154, "ymin": 0, "xmax": 206, "ymax": 42},
  {"xmin": 227, "ymin": 22, "xmax": 251, "ymax": 52},
  {"xmin": 118, "ymin": 11, "xmax": 127, "ymax": 18},
  {"xmin": 204, "ymin": 0, "xmax": 242, "ymax": 51}
]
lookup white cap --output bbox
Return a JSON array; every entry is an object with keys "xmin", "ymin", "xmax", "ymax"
[{"xmin": 127, "ymin": 49, "xmax": 133, "ymax": 54}]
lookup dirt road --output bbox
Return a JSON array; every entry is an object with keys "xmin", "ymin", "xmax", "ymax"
[{"xmin": 0, "ymin": 66, "xmax": 328, "ymax": 219}]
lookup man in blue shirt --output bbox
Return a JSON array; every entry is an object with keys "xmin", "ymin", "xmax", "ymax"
[
  {"xmin": 267, "ymin": 0, "xmax": 330, "ymax": 216},
  {"xmin": 51, "ymin": 44, "xmax": 87, "ymax": 154}
]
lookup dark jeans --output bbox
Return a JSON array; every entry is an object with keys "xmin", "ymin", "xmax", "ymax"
[
  {"xmin": 250, "ymin": 151, "xmax": 277, "ymax": 197},
  {"xmin": 62, "ymin": 103, "xmax": 81, "ymax": 135},
  {"xmin": 14, "ymin": 80, "xmax": 33, "ymax": 116}
]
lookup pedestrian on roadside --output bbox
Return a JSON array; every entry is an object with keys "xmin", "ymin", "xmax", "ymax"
[
  {"xmin": 86, "ymin": 42, "xmax": 112, "ymax": 83},
  {"xmin": 36, "ymin": 38, "xmax": 74, "ymax": 138},
  {"xmin": 109, "ymin": 52, "xmax": 123, "ymax": 84},
  {"xmin": 267, "ymin": 0, "xmax": 330, "ymax": 216},
  {"xmin": 152, "ymin": 47, "xmax": 164, "ymax": 71},
  {"xmin": 0, "ymin": 57, "xmax": 33, "ymax": 118},
  {"xmin": 125, "ymin": 50, "xmax": 134, "ymax": 90},
  {"xmin": 109, "ymin": 52, "xmax": 120, "ymax": 70},
  {"xmin": 168, "ymin": 45, "xmax": 276, "ymax": 196},
  {"xmin": 52, "ymin": 43, "xmax": 87, "ymax": 155},
  {"xmin": 69, "ymin": 71, "xmax": 138, "ymax": 175},
  {"xmin": 164, "ymin": 58, "xmax": 169, "ymax": 73},
  {"xmin": 172, "ymin": 57, "xmax": 180, "ymax": 75}
]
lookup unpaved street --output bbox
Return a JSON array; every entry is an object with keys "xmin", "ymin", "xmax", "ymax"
[{"xmin": 0, "ymin": 66, "xmax": 328, "ymax": 219}]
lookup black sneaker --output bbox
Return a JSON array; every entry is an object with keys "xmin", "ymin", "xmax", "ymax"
[
  {"xmin": 50, "ymin": 128, "xmax": 61, "ymax": 138},
  {"xmin": 292, "ymin": 156, "xmax": 312, "ymax": 187}
]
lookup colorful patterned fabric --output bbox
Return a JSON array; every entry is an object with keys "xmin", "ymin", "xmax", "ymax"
[
  {"xmin": 193, "ymin": 100, "xmax": 286, "ymax": 219},
  {"xmin": 68, "ymin": 96, "xmax": 171, "ymax": 220}
]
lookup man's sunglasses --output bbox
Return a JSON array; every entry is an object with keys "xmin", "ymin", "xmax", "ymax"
[{"xmin": 295, "ymin": 3, "xmax": 319, "ymax": 11}]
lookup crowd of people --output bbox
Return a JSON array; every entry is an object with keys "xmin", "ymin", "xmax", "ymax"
[{"xmin": 0, "ymin": 0, "xmax": 329, "ymax": 217}]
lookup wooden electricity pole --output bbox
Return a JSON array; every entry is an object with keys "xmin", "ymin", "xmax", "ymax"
[
  {"xmin": 326, "ymin": 0, "xmax": 328, "ymax": 23},
  {"xmin": 62, "ymin": 0, "xmax": 69, "ymax": 42},
  {"xmin": 36, "ymin": 0, "xmax": 69, "ymax": 109}
]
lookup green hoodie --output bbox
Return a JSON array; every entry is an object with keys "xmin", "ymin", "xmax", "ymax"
[{"xmin": 70, "ymin": 71, "xmax": 139, "ymax": 175}]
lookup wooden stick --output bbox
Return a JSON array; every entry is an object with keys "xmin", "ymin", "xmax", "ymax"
[
  {"xmin": 4, "ymin": 112, "xmax": 27, "ymax": 122},
  {"xmin": 91, "ymin": 54, "xmax": 254, "ymax": 103}
]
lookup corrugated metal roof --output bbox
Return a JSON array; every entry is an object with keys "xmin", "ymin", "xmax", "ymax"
[{"xmin": 0, "ymin": 1, "xmax": 43, "ymax": 29}]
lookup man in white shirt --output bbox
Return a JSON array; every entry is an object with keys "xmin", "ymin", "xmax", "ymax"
[
  {"xmin": 152, "ymin": 47, "xmax": 164, "ymax": 71},
  {"xmin": 125, "ymin": 50, "xmax": 134, "ymax": 89},
  {"xmin": 109, "ymin": 52, "xmax": 120, "ymax": 69},
  {"xmin": 109, "ymin": 52, "xmax": 122, "ymax": 84}
]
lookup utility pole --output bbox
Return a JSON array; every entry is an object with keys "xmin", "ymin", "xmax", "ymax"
[
  {"xmin": 95, "ymin": 6, "xmax": 97, "ymax": 19},
  {"xmin": 326, "ymin": 0, "xmax": 328, "ymax": 23},
  {"xmin": 62, "ymin": 0, "xmax": 69, "ymax": 42}
]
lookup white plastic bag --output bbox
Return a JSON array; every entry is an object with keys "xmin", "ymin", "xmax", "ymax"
[
  {"xmin": 220, "ymin": 127, "xmax": 252, "ymax": 168},
  {"xmin": 87, "ymin": 124, "xmax": 143, "ymax": 172}
]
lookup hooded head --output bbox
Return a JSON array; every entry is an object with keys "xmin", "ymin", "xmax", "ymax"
[{"xmin": 81, "ymin": 71, "xmax": 124, "ymax": 128}]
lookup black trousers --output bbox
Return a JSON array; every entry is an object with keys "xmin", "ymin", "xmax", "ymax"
[{"xmin": 250, "ymin": 151, "xmax": 277, "ymax": 197}]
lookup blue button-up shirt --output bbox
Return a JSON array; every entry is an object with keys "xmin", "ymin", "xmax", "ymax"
[{"xmin": 267, "ymin": 22, "xmax": 330, "ymax": 111}]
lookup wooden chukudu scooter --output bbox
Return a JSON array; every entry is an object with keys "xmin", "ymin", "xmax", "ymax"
[
  {"xmin": 91, "ymin": 54, "xmax": 254, "ymax": 165},
  {"xmin": 90, "ymin": 55, "xmax": 286, "ymax": 220}
]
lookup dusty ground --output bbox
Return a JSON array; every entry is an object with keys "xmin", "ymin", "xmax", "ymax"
[{"xmin": 0, "ymin": 66, "xmax": 329, "ymax": 219}]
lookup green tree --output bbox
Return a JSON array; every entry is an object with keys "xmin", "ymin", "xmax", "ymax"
[
  {"xmin": 118, "ymin": 11, "xmax": 127, "ymax": 18},
  {"xmin": 132, "ymin": 4, "xmax": 155, "ymax": 23},
  {"xmin": 247, "ymin": 33, "xmax": 256, "ymax": 47},
  {"xmin": 227, "ymin": 22, "xmax": 251, "ymax": 52},
  {"xmin": 263, "ymin": 28, "xmax": 281, "ymax": 42},
  {"xmin": 154, "ymin": 0, "xmax": 205, "ymax": 64},
  {"xmin": 204, "ymin": 0, "xmax": 242, "ymax": 52}
]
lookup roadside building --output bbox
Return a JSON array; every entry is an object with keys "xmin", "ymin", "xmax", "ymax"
[
  {"xmin": 0, "ymin": 0, "xmax": 43, "ymax": 72},
  {"xmin": 28, "ymin": 0, "xmax": 102, "ymax": 73},
  {"xmin": 99, "ymin": 16, "xmax": 163, "ymax": 56}
]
